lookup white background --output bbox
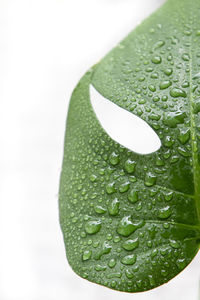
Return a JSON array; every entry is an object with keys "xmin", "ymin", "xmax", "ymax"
[{"xmin": 1, "ymin": 0, "xmax": 200, "ymax": 299}]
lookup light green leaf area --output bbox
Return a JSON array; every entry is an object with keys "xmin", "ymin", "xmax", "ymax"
[{"xmin": 59, "ymin": 0, "xmax": 200, "ymax": 292}]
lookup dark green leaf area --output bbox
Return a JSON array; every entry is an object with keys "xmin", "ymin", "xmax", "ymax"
[{"xmin": 59, "ymin": 0, "xmax": 200, "ymax": 293}]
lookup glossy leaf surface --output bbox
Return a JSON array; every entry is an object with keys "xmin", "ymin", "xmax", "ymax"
[{"xmin": 59, "ymin": 0, "xmax": 200, "ymax": 292}]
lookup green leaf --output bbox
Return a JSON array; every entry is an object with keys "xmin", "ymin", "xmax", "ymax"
[{"xmin": 59, "ymin": 0, "xmax": 200, "ymax": 293}]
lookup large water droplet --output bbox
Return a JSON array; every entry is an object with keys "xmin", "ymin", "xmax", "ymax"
[
  {"xmin": 82, "ymin": 250, "xmax": 92, "ymax": 261},
  {"xmin": 170, "ymin": 87, "xmax": 187, "ymax": 98},
  {"xmin": 109, "ymin": 152, "xmax": 120, "ymax": 166},
  {"xmin": 160, "ymin": 80, "xmax": 172, "ymax": 90},
  {"xmin": 85, "ymin": 220, "xmax": 102, "ymax": 234},
  {"xmin": 122, "ymin": 238, "xmax": 139, "ymax": 251},
  {"xmin": 128, "ymin": 190, "xmax": 139, "ymax": 203},
  {"xmin": 178, "ymin": 128, "xmax": 190, "ymax": 144},
  {"xmin": 158, "ymin": 206, "xmax": 172, "ymax": 219},
  {"xmin": 163, "ymin": 111, "xmax": 186, "ymax": 128},
  {"xmin": 151, "ymin": 56, "xmax": 162, "ymax": 64},
  {"xmin": 170, "ymin": 240, "xmax": 180, "ymax": 249},
  {"xmin": 108, "ymin": 198, "xmax": 120, "ymax": 216},
  {"xmin": 145, "ymin": 172, "xmax": 157, "ymax": 187},
  {"xmin": 124, "ymin": 159, "xmax": 136, "ymax": 174},
  {"xmin": 108, "ymin": 258, "xmax": 116, "ymax": 268},
  {"xmin": 106, "ymin": 182, "xmax": 116, "ymax": 194},
  {"xmin": 94, "ymin": 205, "xmax": 107, "ymax": 214},
  {"xmin": 117, "ymin": 216, "xmax": 144, "ymax": 237},
  {"xmin": 121, "ymin": 254, "xmax": 137, "ymax": 265}
]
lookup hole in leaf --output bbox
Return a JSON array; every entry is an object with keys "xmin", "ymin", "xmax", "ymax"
[{"xmin": 90, "ymin": 85, "xmax": 161, "ymax": 154}]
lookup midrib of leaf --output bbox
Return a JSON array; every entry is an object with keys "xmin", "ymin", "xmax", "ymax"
[{"xmin": 188, "ymin": 18, "xmax": 200, "ymax": 224}]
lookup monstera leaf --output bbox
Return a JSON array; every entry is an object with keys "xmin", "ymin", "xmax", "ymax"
[{"xmin": 59, "ymin": 0, "xmax": 200, "ymax": 293}]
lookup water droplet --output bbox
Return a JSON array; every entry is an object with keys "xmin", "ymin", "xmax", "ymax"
[
  {"xmin": 117, "ymin": 216, "xmax": 144, "ymax": 237},
  {"xmin": 148, "ymin": 275, "xmax": 156, "ymax": 287},
  {"xmin": 109, "ymin": 152, "xmax": 120, "ymax": 166},
  {"xmin": 108, "ymin": 198, "xmax": 120, "ymax": 216},
  {"xmin": 170, "ymin": 240, "xmax": 180, "ymax": 249},
  {"xmin": 153, "ymin": 40, "xmax": 165, "ymax": 50},
  {"xmin": 106, "ymin": 182, "xmax": 116, "ymax": 194},
  {"xmin": 94, "ymin": 205, "xmax": 107, "ymax": 214},
  {"xmin": 108, "ymin": 258, "xmax": 116, "ymax": 268},
  {"xmin": 164, "ymin": 136, "xmax": 174, "ymax": 147},
  {"xmin": 164, "ymin": 68, "xmax": 173, "ymax": 76},
  {"xmin": 148, "ymin": 84, "xmax": 156, "ymax": 92},
  {"xmin": 95, "ymin": 264, "xmax": 107, "ymax": 272},
  {"xmin": 158, "ymin": 206, "xmax": 172, "ymax": 219},
  {"xmin": 156, "ymin": 156, "xmax": 165, "ymax": 166},
  {"xmin": 164, "ymin": 191, "xmax": 173, "ymax": 201},
  {"xmin": 128, "ymin": 190, "xmax": 139, "ymax": 203},
  {"xmin": 119, "ymin": 181, "xmax": 130, "ymax": 193},
  {"xmin": 124, "ymin": 159, "xmax": 136, "ymax": 174},
  {"xmin": 176, "ymin": 258, "xmax": 187, "ymax": 270},
  {"xmin": 160, "ymin": 80, "xmax": 172, "ymax": 90},
  {"xmin": 170, "ymin": 87, "xmax": 187, "ymax": 98},
  {"xmin": 90, "ymin": 174, "xmax": 97, "ymax": 182},
  {"xmin": 177, "ymin": 146, "xmax": 191, "ymax": 157},
  {"xmin": 193, "ymin": 99, "xmax": 200, "ymax": 114},
  {"xmin": 111, "ymin": 280, "xmax": 117, "ymax": 288},
  {"xmin": 178, "ymin": 128, "xmax": 190, "ymax": 144},
  {"xmin": 125, "ymin": 269, "xmax": 134, "ymax": 279},
  {"xmin": 182, "ymin": 53, "xmax": 190, "ymax": 61},
  {"xmin": 193, "ymin": 72, "xmax": 200, "ymax": 79},
  {"xmin": 151, "ymin": 249, "xmax": 158, "ymax": 258},
  {"xmin": 85, "ymin": 220, "xmax": 102, "ymax": 234},
  {"xmin": 82, "ymin": 250, "xmax": 92, "ymax": 261},
  {"xmin": 151, "ymin": 56, "xmax": 162, "ymax": 64},
  {"xmin": 121, "ymin": 254, "xmax": 137, "ymax": 265},
  {"xmin": 122, "ymin": 238, "xmax": 139, "ymax": 251},
  {"xmin": 161, "ymin": 269, "xmax": 168, "ymax": 277},
  {"xmin": 145, "ymin": 172, "xmax": 157, "ymax": 187},
  {"xmin": 163, "ymin": 111, "xmax": 186, "ymax": 128}
]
